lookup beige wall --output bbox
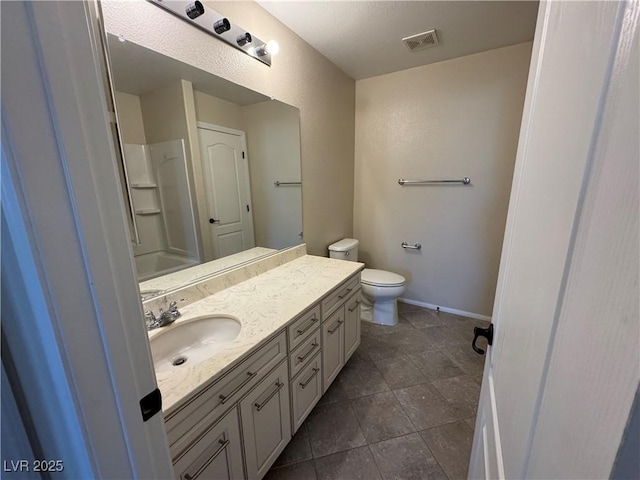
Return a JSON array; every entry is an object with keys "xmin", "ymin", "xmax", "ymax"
[
  {"xmin": 103, "ymin": 1, "xmax": 355, "ymax": 256},
  {"xmin": 114, "ymin": 91, "xmax": 146, "ymax": 144},
  {"xmin": 193, "ymin": 90, "xmax": 245, "ymax": 131},
  {"xmin": 243, "ymin": 100, "xmax": 302, "ymax": 249},
  {"xmin": 354, "ymin": 42, "xmax": 532, "ymax": 316}
]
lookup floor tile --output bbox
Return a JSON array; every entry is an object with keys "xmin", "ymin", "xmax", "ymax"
[
  {"xmin": 464, "ymin": 416, "xmax": 476, "ymax": 431},
  {"xmin": 317, "ymin": 377, "xmax": 350, "ymax": 406},
  {"xmin": 369, "ymin": 433, "xmax": 447, "ymax": 480},
  {"xmin": 357, "ymin": 335, "xmax": 404, "ymax": 361},
  {"xmin": 351, "ymin": 391, "xmax": 416, "ymax": 443},
  {"xmin": 384, "ymin": 330, "xmax": 434, "ymax": 355},
  {"xmin": 337, "ymin": 360, "xmax": 390, "ymax": 399},
  {"xmin": 421, "ymin": 325, "xmax": 468, "ymax": 348},
  {"xmin": 393, "ymin": 384, "xmax": 459, "ymax": 430},
  {"xmin": 273, "ymin": 424, "xmax": 312, "ymax": 468},
  {"xmin": 361, "ymin": 316, "xmax": 416, "ymax": 336},
  {"xmin": 305, "ymin": 401, "xmax": 367, "ymax": 458},
  {"xmin": 314, "ymin": 446, "xmax": 382, "ymax": 480},
  {"xmin": 402, "ymin": 309, "xmax": 450, "ymax": 328},
  {"xmin": 442, "ymin": 344, "xmax": 486, "ymax": 378},
  {"xmin": 264, "ymin": 460, "xmax": 317, "ymax": 480},
  {"xmin": 431, "ymin": 375, "xmax": 481, "ymax": 407},
  {"xmin": 420, "ymin": 421, "xmax": 474, "ymax": 480},
  {"xmin": 408, "ymin": 350, "xmax": 465, "ymax": 381},
  {"xmin": 397, "ymin": 302, "xmax": 426, "ymax": 315},
  {"xmin": 373, "ymin": 356, "xmax": 428, "ymax": 389}
]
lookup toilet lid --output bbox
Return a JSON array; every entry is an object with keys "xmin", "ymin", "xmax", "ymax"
[{"xmin": 361, "ymin": 269, "xmax": 405, "ymax": 287}]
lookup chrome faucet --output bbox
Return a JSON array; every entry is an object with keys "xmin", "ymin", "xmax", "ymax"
[{"xmin": 145, "ymin": 299, "xmax": 184, "ymax": 330}]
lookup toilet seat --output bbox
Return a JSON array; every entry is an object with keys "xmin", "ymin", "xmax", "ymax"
[{"xmin": 361, "ymin": 269, "xmax": 405, "ymax": 287}]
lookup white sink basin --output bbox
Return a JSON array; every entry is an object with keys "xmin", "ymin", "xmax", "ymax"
[{"xmin": 150, "ymin": 315, "xmax": 241, "ymax": 374}]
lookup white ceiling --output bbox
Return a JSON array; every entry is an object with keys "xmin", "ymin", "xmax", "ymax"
[{"xmin": 258, "ymin": 1, "xmax": 539, "ymax": 80}]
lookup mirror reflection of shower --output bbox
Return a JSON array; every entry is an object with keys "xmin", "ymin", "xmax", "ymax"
[
  {"xmin": 108, "ymin": 36, "xmax": 303, "ymax": 285},
  {"xmin": 123, "ymin": 141, "xmax": 199, "ymax": 281}
]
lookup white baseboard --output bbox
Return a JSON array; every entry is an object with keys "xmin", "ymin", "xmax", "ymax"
[{"xmin": 398, "ymin": 298, "xmax": 492, "ymax": 322}]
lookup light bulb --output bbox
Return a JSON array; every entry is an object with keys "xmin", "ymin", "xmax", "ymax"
[{"xmin": 266, "ymin": 40, "xmax": 280, "ymax": 55}]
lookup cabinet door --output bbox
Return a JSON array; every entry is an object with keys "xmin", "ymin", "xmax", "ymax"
[
  {"xmin": 322, "ymin": 307, "xmax": 345, "ymax": 393},
  {"xmin": 344, "ymin": 291, "xmax": 362, "ymax": 362},
  {"xmin": 173, "ymin": 407, "xmax": 244, "ymax": 480},
  {"xmin": 240, "ymin": 360, "xmax": 291, "ymax": 479},
  {"xmin": 291, "ymin": 353, "xmax": 322, "ymax": 433}
]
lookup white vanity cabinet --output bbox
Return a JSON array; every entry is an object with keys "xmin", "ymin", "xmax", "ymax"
[
  {"xmin": 166, "ymin": 271, "xmax": 362, "ymax": 480},
  {"xmin": 344, "ymin": 291, "xmax": 362, "ymax": 362},
  {"xmin": 320, "ymin": 275, "xmax": 362, "ymax": 393},
  {"xmin": 240, "ymin": 360, "xmax": 291, "ymax": 479},
  {"xmin": 173, "ymin": 407, "xmax": 244, "ymax": 480},
  {"xmin": 322, "ymin": 308, "xmax": 345, "ymax": 391}
]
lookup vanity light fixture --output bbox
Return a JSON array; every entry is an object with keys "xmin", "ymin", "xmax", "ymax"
[
  {"xmin": 266, "ymin": 40, "xmax": 280, "ymax": 56},
  {"xmin": 148, "ymin": 0, "xmax": 272, "ymax": 66},
  {"xmin": 213, "ymin": 18, "xmax": 231, "ymax": 34},
  {"xmin": 185, "ymin": 1, "xmax": 204, "ymax": 19},
  {"xmin": 237, "ymin": 32, "xmax": 252, "ymax": 47},
  {"xmin": 255, "ymin": 45, "xmax": 268, "ymax": 57}
]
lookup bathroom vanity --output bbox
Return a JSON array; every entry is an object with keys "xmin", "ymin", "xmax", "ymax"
[{"xmin": 147, "ymin": 253, "xmax": 363, "ymax": 479}]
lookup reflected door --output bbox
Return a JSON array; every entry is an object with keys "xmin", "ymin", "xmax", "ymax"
[{"xmin": 198, "ymin": 125, "xmax": 255, "ymax": 259}]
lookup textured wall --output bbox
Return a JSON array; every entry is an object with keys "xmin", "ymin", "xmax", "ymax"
[
  {"xmin": 354, "ymin": 43, "xmax": 532, "ymax": 316},
  {"xmin": 103, "ymin": 1, "xmax": 356, "ymax": 256}
]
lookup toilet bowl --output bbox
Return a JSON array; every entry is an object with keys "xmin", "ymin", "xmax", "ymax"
[
  {"xmin": 360, "ymin": 269, "xmax": 406, "ymax": 326},
  {"xmin": 328, "ymin": 238, "xmax": 406, "ymax": 326}
]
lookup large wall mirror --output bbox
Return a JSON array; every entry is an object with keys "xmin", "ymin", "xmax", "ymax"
[{"xmin": 105, "ymin": 33, "xmax": 303, "ymax": 298}]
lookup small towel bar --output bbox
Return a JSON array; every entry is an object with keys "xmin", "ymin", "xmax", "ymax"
[{"xmin": 398, "ymin": 177, "xmax": 471, "ymax": 186}]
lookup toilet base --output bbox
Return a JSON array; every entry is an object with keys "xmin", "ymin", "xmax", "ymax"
[{"xmin": 360, "ymin": 296, "xmax": 399, "ymax": 326}]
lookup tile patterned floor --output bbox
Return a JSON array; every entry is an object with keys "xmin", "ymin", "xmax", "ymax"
[{"xmin": 265, "ymin": 304, "xmax": 490, "ymax": 480}]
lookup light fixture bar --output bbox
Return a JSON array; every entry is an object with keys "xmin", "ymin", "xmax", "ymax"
[{"xmin": 147, "ymin": 0, "xmax": 272, "ymax": 66}]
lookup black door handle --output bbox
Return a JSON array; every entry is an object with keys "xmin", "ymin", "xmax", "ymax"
[
  {"xmin": 472, "ymin": 324, "xmax": 494, "ymax": 355},
  {"xmin": 209, "ymin": 218, "xmax": 220, "ymax": 224}
]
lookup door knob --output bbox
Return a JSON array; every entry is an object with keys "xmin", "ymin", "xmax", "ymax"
[
  {"xmin": 472, "ymin": 324, "xmax": 494, "ymax": 355},
  {"xmin": 209, "ymin": 218, "xmax": 220, "ymax": 224}
]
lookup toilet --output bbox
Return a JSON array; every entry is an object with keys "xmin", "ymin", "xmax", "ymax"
[{"xmin": 328, "ymin": 238, "xmax": 405, "ymax": 326}]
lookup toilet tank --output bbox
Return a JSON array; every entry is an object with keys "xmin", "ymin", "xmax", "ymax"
[{"xmin": 328, "ymin": 238, "xmax": 359, "ymax": 262}]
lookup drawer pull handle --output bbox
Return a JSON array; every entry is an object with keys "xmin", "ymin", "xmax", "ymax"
[
  {"xmin": 338, "ymin": 288, "xmax": 353, "ymax": 300},
  {"xmin": 184, "ymin": 438, "xmax": 230, "ymax": 480},
  {"xmin": 296, "ymin": 316, "xmax": 318, "ymax": 337},
  {"xmin": 297, "ymin": 342, "xmax": 319, "ymax": 363},
  {"xmin": 219, "ymin": 371, "xmax": 257, "ymax": 404},
  {"xmin": 300, "ymin": 367, "xmax": 320, "ymax": 389},
  {"xmin": 254, "ymin": 382, "xmax": 284, "ymax": 411},
  {"xmin": 328, "ymin": 319, "xmax": 344, "ymax": 334},
  {"xmin": 348, "ymin": 300, "xmax": 361, "ymax": 312}
]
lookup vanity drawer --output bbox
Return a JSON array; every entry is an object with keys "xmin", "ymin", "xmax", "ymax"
[
  {"xmin": 291, "ymin": 353, "xmax": 322, "ymax": 433},
  {"xmin": 289, "ymin": 329, "xmax": 321, "ymax": 379},
  {"xmin": 287, "ymin": 304, "xmax": 320, "ymax": 351},
  {"xmin": 166, "ymin": 331, "xmax": 287, "ymax": 455},
  {"xmin": 321, "ymin": 274, "xmax": 360, "ymax": 319}
]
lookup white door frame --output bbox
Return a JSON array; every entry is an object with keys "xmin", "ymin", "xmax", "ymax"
[
  {"xmin": 2, "ymin": 1, "xmax": 173, "ymax": 477},
  {"xmin": 197, "ymin": 121, "xmax": 255, "ymax": 258}
]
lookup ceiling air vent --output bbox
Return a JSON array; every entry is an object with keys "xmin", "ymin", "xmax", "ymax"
[{"xmin": 402, "ymin": 29, "xmax": 439, "ymax": 52}]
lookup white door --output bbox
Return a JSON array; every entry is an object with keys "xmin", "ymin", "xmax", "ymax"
[
  {"xmin": 198, "ymin": 124, "xmax": 255, "ymax": 258},
  {"xmin": 469, "ymin": 2, "xmax": 639, "ymax": 479}
]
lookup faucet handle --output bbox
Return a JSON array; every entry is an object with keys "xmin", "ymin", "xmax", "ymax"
[
  {"xmin": 144, "ymin": 310, "xmax": 158, "ymax": 329},
  {"xmin": 168, "ymin": 298, "xmax": 185, "ymax": 311}
]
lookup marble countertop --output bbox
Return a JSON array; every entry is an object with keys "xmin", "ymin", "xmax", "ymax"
[{"xmin": 150, "ymin": 254, "xmax": 364, "ymax": 415}]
